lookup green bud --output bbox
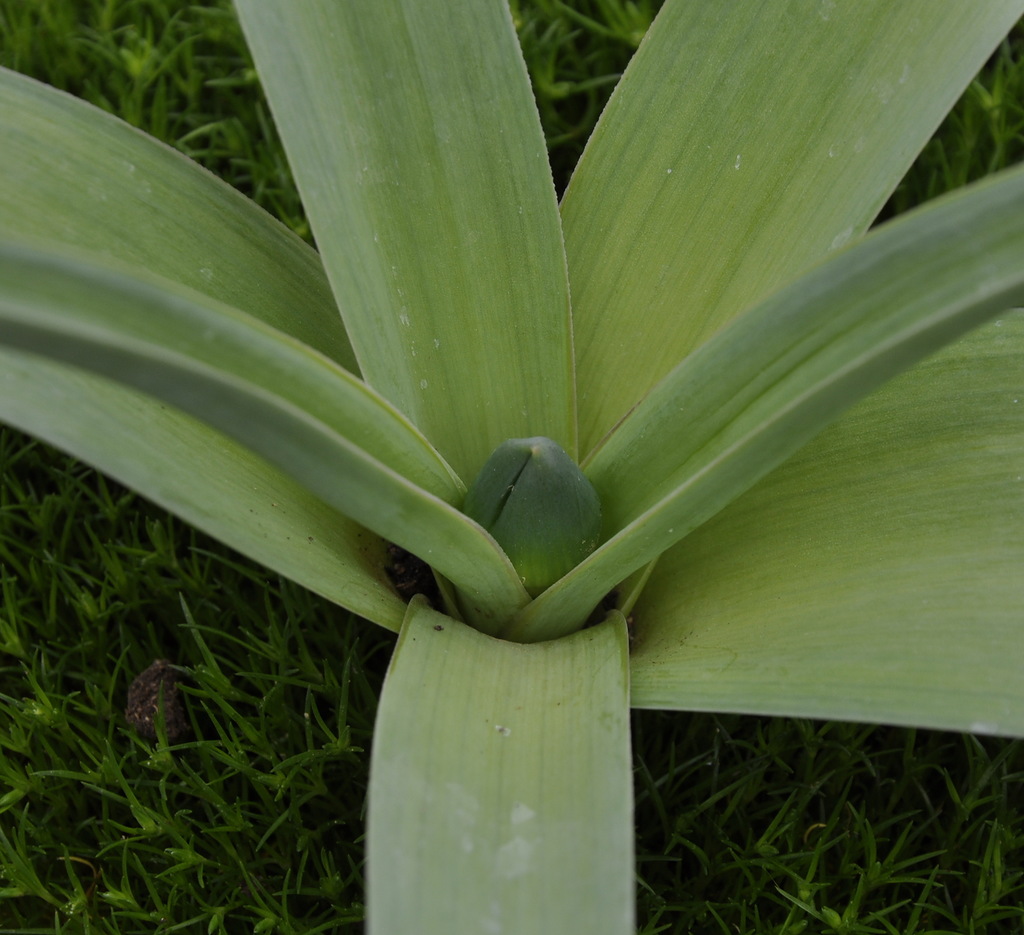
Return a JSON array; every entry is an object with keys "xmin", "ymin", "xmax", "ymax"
[{"xmin": 463, "ymin": 437, "xmax": 602, "ymax": 595}]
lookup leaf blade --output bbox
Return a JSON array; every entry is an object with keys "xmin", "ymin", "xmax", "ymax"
[
  {"xmin": 368, "ymin": 600, "xmax": 633, "ymax": 935},
  {"xmin": 0, "ymin": 66, "xmax": 355, "ymax": 370},
  {"xmin": 563, "ymin": 0, "xmax": 1024, "ymax": 454},
  {"xmin": 628, "ymin": 313, "xmax": 1024, "ymax": 736},
  {"xmin": 0, "ymin": 242, "xmax": 530, "ymax": 627},
  {"xmin": 235, "ymin": 0, "xmax": 575, "ymax": 477},
  {"xmin": 0, "ymin": 351, "xmax": 407, "ymax": 631},
  {"xmin": 510, "ymin": 163, "xmax": 1024, "ymax": 641}
]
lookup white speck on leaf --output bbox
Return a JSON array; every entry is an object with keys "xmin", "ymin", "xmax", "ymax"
[
  {"xmin": 495, "ymin": 724, "xmax": 511, "ymax": 736},
  {"xmin": 495, "ymin": 836, "xmax": 533, "ymax": 878},
  {"xmin": 970, "ymin": 721, "xmax": 1000, "ymax": 735},
  {"xmin": 734, "ymin": 154, "xmax": 742, "ymax": 170},
  {"xmin": 510, "ymin": 802, "xmax": 535, "ymax": 825},
  {"xmin": 829, "ymin": 227, "xmax": 853, "ymax": 251}
]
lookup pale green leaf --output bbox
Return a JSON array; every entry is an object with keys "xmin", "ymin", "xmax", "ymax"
[
  {"xmin": 0, "ymin": 66, "xmax": 355, "ymax": 370},
  {"xmin": 368, "ymin": 599, "xmax": 633, "ymax": 935},
  {"xmin": 0, "ymin": 242, "xmax": 458, "ymax": 499},
  {"xmin": 0, "ymin": 350, "xmax": 406, "ymax": 631},
  {"xmin": 508, "ymin": 164, "xmax": 1024, "ymax": 642},
  {"xmin": 629, "ymin": 312, "xmax": 1024, "ymax": 736},
  {"xmin": 235, "ymin": 0, "xmax": 575, "ymax": 479},
  {"xmin": 563, "ymin": 0, "xmax": 1024, "ymax": 454},
  {"xmin": 0, "ymin": 242, "xmax": 530, "ymax": 627}
]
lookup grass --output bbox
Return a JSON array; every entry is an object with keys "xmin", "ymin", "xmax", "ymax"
[
  {"xmin": 1, "ymin": 1, "xmax": 1023, "ymax": 932},
  {"xmin": 0, "ymin": 436, "xmax": 390, "ymax": 931}
]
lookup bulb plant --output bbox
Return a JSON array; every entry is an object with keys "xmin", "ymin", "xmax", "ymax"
[{"xmin": 2, "ymin": 1, "xmax": 1024, "ymax": 931}]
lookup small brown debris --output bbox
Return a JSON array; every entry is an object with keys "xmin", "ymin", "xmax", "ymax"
[
  {"xmin": 386, "ymin": 543, "xmax": 440, "ymax": 606},
  {"xmin": 125, "ymin": 659, "xmax": 189, "ymax": 742}
]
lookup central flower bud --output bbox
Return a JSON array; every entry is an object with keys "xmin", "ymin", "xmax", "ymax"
[{"xmin": 463, "ymin": 437, "xmax": 602, "ymax": 595}]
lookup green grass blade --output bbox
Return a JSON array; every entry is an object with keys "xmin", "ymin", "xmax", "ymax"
[
  {"xmin": 563, "ymin": 0, "xmax": 1024, "ymax": 454},
  {"xmin": 0, "ymin": 66, "xmax": 356, "ymax": 372},
  {"xmin": 234, "ymin": 0, "xmax": 575, "ymax": 478},
  {"xmin": 367, "ymin": 599, "xmax": 633, "ymax": 935},
  {"xmin": 0, "ymin": 242, "xmax": 529, "ymax": 625},
  {"xmin": 629, "ymin": 312, "xmax": 1024, "ymax": 736},
  {"xmin": 508, "ymin": 163, "xmax": 1024, "ymax": 642}
]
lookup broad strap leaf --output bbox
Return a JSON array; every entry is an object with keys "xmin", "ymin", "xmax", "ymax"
[
  {"xmin": 0, "ymin": 242, "xmax": 530, "ymax": 626},
  {"xmin": 563, "ymin": 0, "xmax": 1024, "ymax": 455},
  {"xmin": 0, "ymin": 66, "xmax": 356, "ymax": 371},
  {"xmin": 235, "ymin": 0, "xmax": 576, "ymax": 479},
  {"xmin": 629, "ymin": 313, "xmax": 1024, "ymax": 737},
  {"xmin": 368, "ymin": 599, "xmax": 633, "ymax": 935},
  {"xmin": 508, "ymin": 163, "xmax": 1024, "ymax": 641},
  {"xmin": 0, "ymin": 350, "xmax": 407, "ymax": 632}
]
